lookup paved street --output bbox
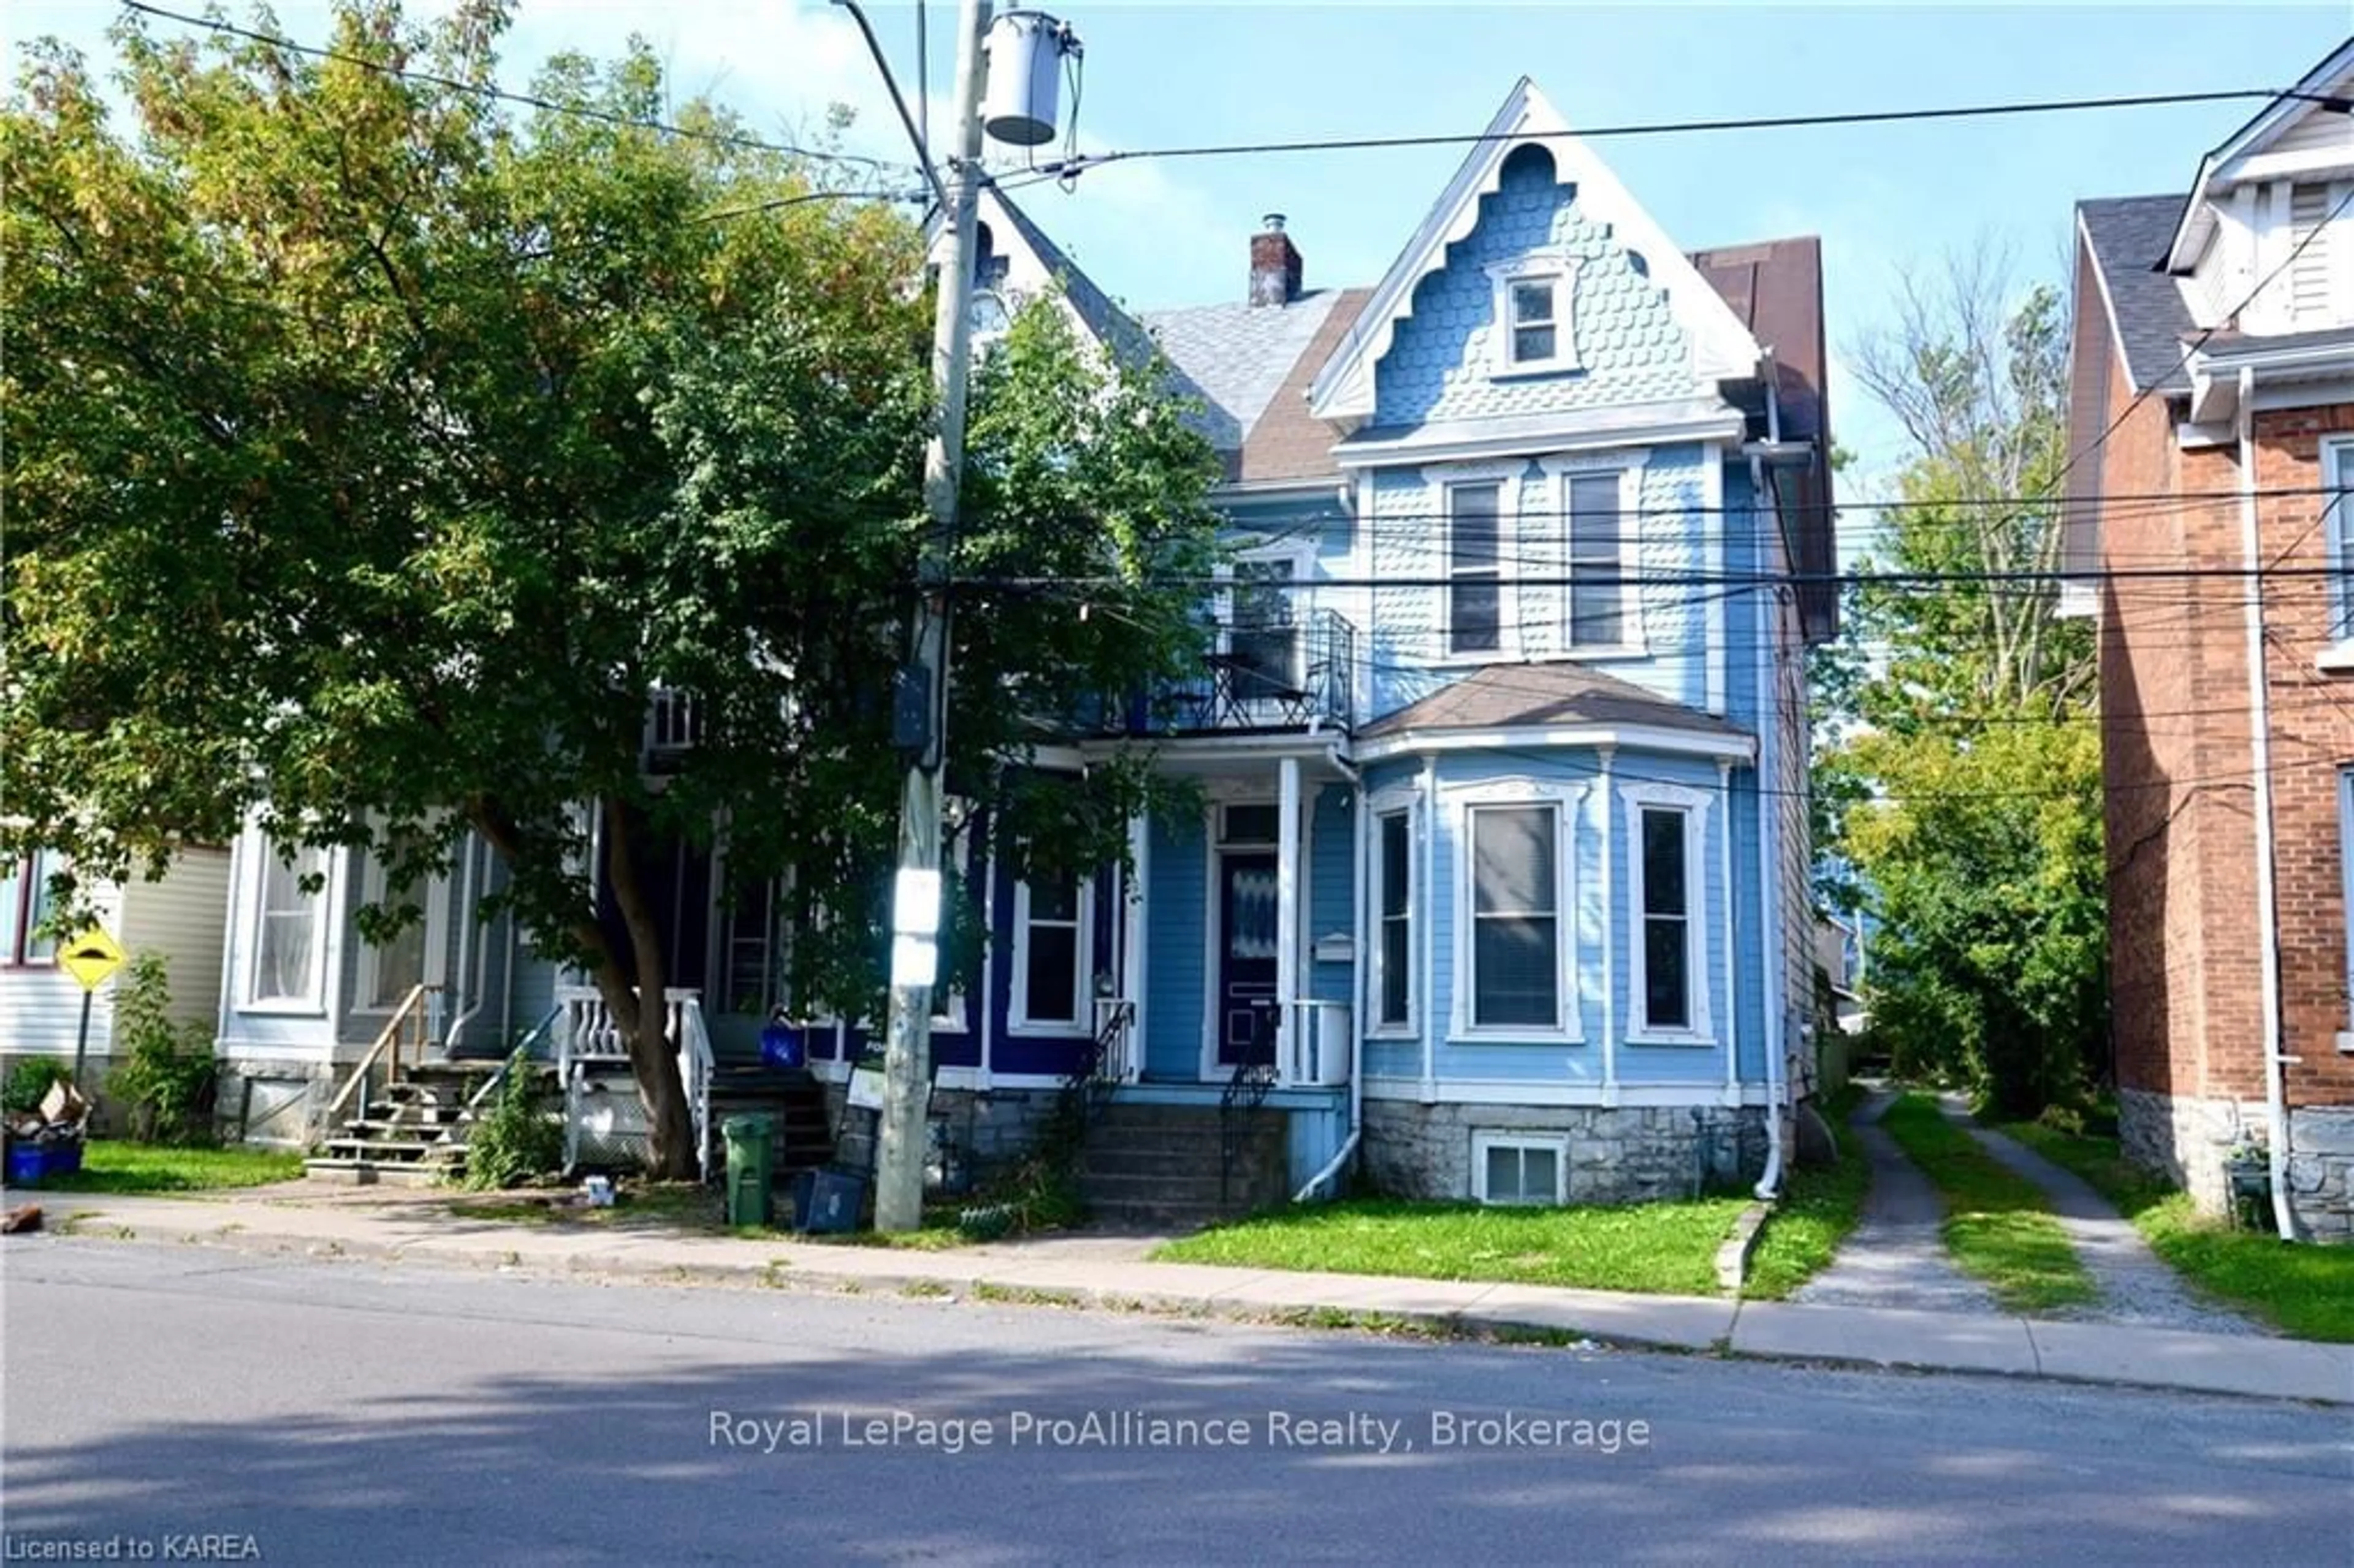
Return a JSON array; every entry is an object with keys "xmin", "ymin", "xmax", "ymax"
[{"xmin": 3, "ymin": 1241, "xmax": 2348, "ymax": 1566}]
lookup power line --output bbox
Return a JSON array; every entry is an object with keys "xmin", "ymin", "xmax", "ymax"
[
  {"xmin": 1021, "ymin": 86, "xmax": 2350, "ymax": 179},
  {"xmin": 2053, "ymin": 179, "xmax": 2354, "ymax": 504},
  {"xmin": 116, "ymin": 1, "xmax": 914, "ymax": 175}
]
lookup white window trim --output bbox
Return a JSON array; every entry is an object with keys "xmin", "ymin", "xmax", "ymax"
[
  {"xmin": 1541, "ymin": 451, "xmax": 1651, "ymax": 658},
  {"xmin": 1485, "ymin": 251, "xmax": 1586, "ymax": 377},
  {"xmin": 1447, "ymin": 778, "xmax": 1587, "ymax": 1043},
  {"xmin": 2340, "ymin": 769, "xmax": 2354, "ymax": 1038},
  {"xmin": 932, "ymin": 825, "xmax": 975, "ymax": 1032},
  {"xmin": 244, "ymin": 839, "xmax": 332, "ymax": 1016},
  {"xmin": 2319, "ymin": 436, "xmax": 2354, "ymax": 668},
  {"xmin": 1620, "ymin": 780, "xmax": 1716, "ymax": 1046},
  {"xmin": 1009, "ymin": 870, "xmax": 1094, "ymax": 1036},
  {"xmin": 352, "ymin": 835, "xmax": 445, "ymax": 1016},
  {"xmin": 1472, "ymin": 1129, "xmax": 1570, "ymax": 1206},
  {"xmin": 1367, "ymin": 783, "xmax": 1420, "ymax": 1038},
  {"xmin": 1434, "ymin": 459, "xmax": 1525, "ymax": 664},
  {"xmin": 1215, "ymin": 537, "xmax": 1319, "ymax": 714}
]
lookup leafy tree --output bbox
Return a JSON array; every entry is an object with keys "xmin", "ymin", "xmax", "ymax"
[
  {"xmin": 1817, "ymin": 254, "xmax": 2105, "ymax": 1116},
  {"xmin": 3, "ymin": 1, "xmax": 1221, "ymax": 1176}
]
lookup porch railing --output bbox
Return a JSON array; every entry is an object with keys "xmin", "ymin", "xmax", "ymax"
[
  {"xmin": 1113, "ymin": 608, "xmax": 1356, "ymax": 736},
  {"xmin": 322, "ymin": 983, "xmax": 442, "ymax": 1128},
  {"xmin": 556, "ymin": 984, "xmax": 708, "ymax": 1176},
  {"xmin": 1090, "ymin": 997, "xmax": 1140, "ymax": 1086},
  {"xmin": 1282, "ymin": 999, "xmax": 1352, "ymax": 1089}
]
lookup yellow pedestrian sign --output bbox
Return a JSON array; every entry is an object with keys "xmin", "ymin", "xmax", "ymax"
[{"xmin": 59, "ymin": 927, "xmax": 125, "ymax": 993}]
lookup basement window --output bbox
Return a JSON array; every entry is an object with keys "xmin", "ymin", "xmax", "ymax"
[{"xmin": 1473, "ymin": 1131, "xmax": 1568, "ymax": 1206}]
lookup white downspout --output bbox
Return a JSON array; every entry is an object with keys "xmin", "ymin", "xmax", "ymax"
[
  {"xmin": 1752, "ymin": 453, "xmax": 1786, "ymax": 1201},
  {"xmin": 444, "ymin": 832, "xmax": 485, "ymax": 1050},
  {"xmin": 1295, "ymin": 749, "xmax": 1365, "ymax": 1203},
  {"xmin": 1277, "ymin": 755, "xmax": 1301, "ymax": 1083},
  {"xmin": 2236, "ymin": 367, "xmax": 2299, "ymax": 1241},
  {"xmin": 1420, "ymin": 752, "xmax": 1439, "ymax": 1102},
  {"xmin": 1122, "ymin": 809, "xmax": 1149, "ymax": 1083},
  {"xmin": 1598, "ymin": 747, "xmax": 1618, "ymax": 1105},
  {"xmin": 1720, "ymin": 758, "xmax": 1739, "ymax": 1107}
]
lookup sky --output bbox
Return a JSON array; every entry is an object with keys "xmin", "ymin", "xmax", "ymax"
[{"xmin": 10, "ymin": 1, "xmax": 2353, "ymax": 495}]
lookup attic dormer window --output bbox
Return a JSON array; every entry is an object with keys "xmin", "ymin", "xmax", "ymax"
[{"xmin": 1486, "ymin": 253, "xmax": 1585, "ymax": 376}]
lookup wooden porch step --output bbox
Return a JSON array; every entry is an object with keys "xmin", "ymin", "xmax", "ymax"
[
  {"xmin": 302, "ymin": 1157, "xmax": 448, "ymax": 1189},
  {"xmin": 320, "ymin": 1137, "xmax": 463, "ymax": 1162}
]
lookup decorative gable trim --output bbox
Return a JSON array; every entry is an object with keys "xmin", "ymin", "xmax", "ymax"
[
  {"xmin": 1306, "ymin": 78, "xmax": 1762, "ymax": 426},
  {"xmin": 2163, "ymin": 40, "xmax": 2354, "ymax": 273}
]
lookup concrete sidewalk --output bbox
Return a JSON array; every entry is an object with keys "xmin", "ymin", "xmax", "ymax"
[{"xmin": 10, "ymin": 1187, "xmax": 2350, "ymax": 1407}]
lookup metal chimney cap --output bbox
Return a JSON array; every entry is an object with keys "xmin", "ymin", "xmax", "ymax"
[{"xmin": 1262, "ymin": 213, "xmax": 1287, "ymax": 233}]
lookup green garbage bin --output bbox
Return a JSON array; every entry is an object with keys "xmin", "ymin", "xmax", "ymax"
[{"xmin": 722, "ymin": 1114, "xmax": 777, "ymax": 1228}]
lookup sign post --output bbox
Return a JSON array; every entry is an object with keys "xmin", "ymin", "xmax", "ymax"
[{"xmin": 59, "ymin": 927, "xmax": 126, "ymax": 1085}]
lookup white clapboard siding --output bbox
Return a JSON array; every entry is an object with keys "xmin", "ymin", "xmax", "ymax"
[
  {"xmin": 0, "ymin": 882, "xmax": 126, "ymax": 1058},
  {"xmin": 117, "ymin": 847, "xmax": 234, "ymax": 1030}
]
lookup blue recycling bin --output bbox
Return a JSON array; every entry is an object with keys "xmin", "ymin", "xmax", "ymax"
[
  {"xmin": 759, "ymin": 1020, "xmax": 806, "ymax": 1072},
  {"xmin": 796, "ymin": 1167, "xmax": 866, "ymax": 1234}
]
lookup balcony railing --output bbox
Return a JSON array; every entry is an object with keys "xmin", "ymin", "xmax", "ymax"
[{"xmin": 1111, "ymin": 608, "xmax": 1355, "ymax": 736}]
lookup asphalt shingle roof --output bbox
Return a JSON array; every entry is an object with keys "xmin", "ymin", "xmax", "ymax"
[
  {"xmin": 1359, "ymin": 662, "xmax": 1749, "ymax": 740},
  {"xmin": 1138, "ymin": 291, "xmax": 1348, "ymax": 460},
  {"xmin": 2078, "ymin": 194, "xmax": 2198, "ymax": 394}
]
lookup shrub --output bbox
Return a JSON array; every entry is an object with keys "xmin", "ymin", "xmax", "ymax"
[
  {"xmin": 461, "ymin": 1056, "xmax": 563, "ymax": 1190},
  {"xmin": 4, "ymin": 1056, "xmax": 75, "ymax": 1117},
  {"xmin": 105, "ymin": 952, "xmax": 217, "ymax": 1144}
]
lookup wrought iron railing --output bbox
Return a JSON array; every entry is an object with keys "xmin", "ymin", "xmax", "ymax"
[
  {"xmin": 1219, "ymin": 1002, "xmax": 1281, "ymax": 1209},
  {"xmin": 1114, "ymin": 608, "xmax": 1355, "ymax": 736}
]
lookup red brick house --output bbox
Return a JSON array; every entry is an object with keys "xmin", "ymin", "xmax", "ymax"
[{"xmin": 2064, "ymin": 41, "xmax": 2354, "ymax": 1241}]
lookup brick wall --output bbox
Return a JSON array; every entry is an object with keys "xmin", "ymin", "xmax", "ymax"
[{"xmin": 2098, "ymin": 374, "xmax": 2354, "ymax": 1232}]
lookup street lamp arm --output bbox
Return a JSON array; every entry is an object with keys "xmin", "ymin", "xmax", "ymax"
[{"xmin": 828, "ymin": 0, "xmax": 952, "ymax": 210}]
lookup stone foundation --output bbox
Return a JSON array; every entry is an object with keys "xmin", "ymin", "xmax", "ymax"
[
  {"xmin": 2120, "ymin": 1087, "xmax": 2354, "ymax": 1242},
  {"xmin": 1360, "ymin": 1100, "xmax": 1770, "ymax": 1205},
  {"xmin": 821, "ymin": 1083, "xmax": 1062, "ymax": 1195},
  {"xmin": 2287, "ymin": 1106, "xmax": 2354, "ymax": 1242},
  {"xmin": 210, "ymin": 1057, "xmax": 341, "ymax": 1147}
]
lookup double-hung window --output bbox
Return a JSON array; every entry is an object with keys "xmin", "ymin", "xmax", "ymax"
[
  {"xmin": 1622, "ymin": 783, "xmax": 1714, "ymax": 1041},
  {"xmin": 1487, "ymin": 254, "xmax": 1583, "ymax": 376},
  {"xmin": 359, "ymin": 832, "xmax": 429, "ymax": 1011},
  {"xmin": 1508, "ymin": 279, "xmax": 1558, "ymax": 366},
  {"xmin": 1567, "ymin": 471, "xmax": 1627, "ymax": 649},
  {"xmin": 1374, "ymin": 810, "xmax": 1414, "ymax": 1030},
  {"xmin": 0, "ymin": 851, "xmax": 62, "ymax": 965},
  {"xmin": 250, "ymin": 843, "xmax": 328, "ymax": 1008},
  {"xmin": 1013, "ymin": 867, "xmax": 1086, "ymax": 1031},
  {"xmin": 1465, "ymin": 804, "xmax": 1562, "ymax": 1029},
  {"xmin": 1449, "ymin": 482, "xmax": 1502, "ymax": 655},
  {"xmin": 1639, "ymin": 808, "xmax": 1694, "ymax": 1031}
]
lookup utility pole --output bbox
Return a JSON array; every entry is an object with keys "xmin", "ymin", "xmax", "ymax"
[{"xmin": 874, "ymin": 0, "xmax": 994, "ymax": 1232}]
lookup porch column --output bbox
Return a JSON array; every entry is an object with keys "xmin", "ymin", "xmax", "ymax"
[
  {"xmin": 1121, "ymin": 808, "xmax": 1149, "ymax": 1081},
  {"xmin": 1278, "ymin": 755, "xmax": 1301, "ymax": 1078}
]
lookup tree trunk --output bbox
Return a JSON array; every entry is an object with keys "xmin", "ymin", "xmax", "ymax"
[{"xmin": 600, "ymin": 799, "xmax": 698, "ymax": 1179}]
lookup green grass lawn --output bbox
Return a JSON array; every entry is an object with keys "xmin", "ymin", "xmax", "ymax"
[
  {"xmin": 1743, "ymin": 1083, "xmax": 1872, "ymax": 1300},
  {"xmin": 1879, "ymin": 1094, "xmax": 2098, "ymax": 1314},
  {"xmin": 1998, "ymin": 1120, "xmax": 2354, "ymax": 1344},
  {"xmin": 26, "ymin": 1141, "xmax": 304, "ymax": 1195},
  {"xmin": 1152, "ymin": 1195, "xmax": 1751, "ymax": 1296}
]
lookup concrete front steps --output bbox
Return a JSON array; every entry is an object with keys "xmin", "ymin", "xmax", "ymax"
[{"xmin": 1077, "ymin": 1102, "xmax": 1287, "ymax": 1229}]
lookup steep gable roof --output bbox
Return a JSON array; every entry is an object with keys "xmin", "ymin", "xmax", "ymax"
[
  {"xmin": 2078, "ymin": 194, "xmax": 2199, "ymax": 394},
  {"xmin": 1307, "ymin": 78, "xmax": 1762, "ymax": 425},
  {"xmin": 2162, "ymin": 39, "xmax": 2354, "ymax": 273},
  {"xmin": 1137, "ymin": 291, "xmax": 1349, "ymax": 462}
]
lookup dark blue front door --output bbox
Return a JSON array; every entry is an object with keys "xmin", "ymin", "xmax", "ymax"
[{"xmin": 1218, "ymin": 853, "xmax": 1279, "ymax": 1069}]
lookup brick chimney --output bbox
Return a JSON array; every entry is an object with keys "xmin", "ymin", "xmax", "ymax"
[{"xmin": 1249, "ymin": 214, "xmax": 1303, "ymax": 307}]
